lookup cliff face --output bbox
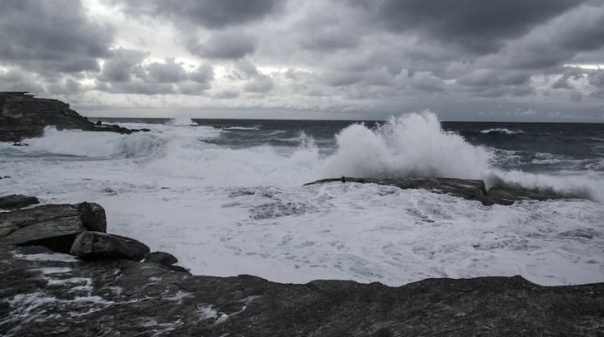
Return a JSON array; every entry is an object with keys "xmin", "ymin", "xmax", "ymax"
[{"xmin": 0, "ymin": 92, "xmax": 138, "ymax": 142}]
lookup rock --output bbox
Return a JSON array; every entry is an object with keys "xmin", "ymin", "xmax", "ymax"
[
  {"xmin": 305, "ymin": 177, "xmax": 573, "ymax": 205},
  {"xmin": 145, "ymin": 251, "xmax": 179, "ymax": 266},
  {"xmin": 0, "ymin": 194, "xmax": 39, "ymax": 210},
  {"xmin": 70, "ymin": 231, "xmax": 150, "ymax": 261},
  {"xmin": 0, "ymin": 202, "xmax": 107, "ymax": 252},
  {"xmin": 0, "ymin": 92, "xmax": 146, "ymax": 142}
]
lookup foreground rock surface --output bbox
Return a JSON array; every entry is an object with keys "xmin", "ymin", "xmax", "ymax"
[
  {"xmin": 0, "ymin": 92, "xmax": 142, "ymax": 142},
  {"xmin": 305, "ymin": 177, "xmax": 570, "ymax": 205},
  {"xmin": 1, "ymin": 202, "xmax": 602, "ymax": 336}
]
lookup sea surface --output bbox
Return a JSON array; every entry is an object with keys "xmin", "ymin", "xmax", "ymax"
[{"xmin": 2, "ymin": 112, "xmax": 603, "ymax": 286}]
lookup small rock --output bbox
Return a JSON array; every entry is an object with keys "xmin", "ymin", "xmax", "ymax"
[
  {"xmin": 70, "ymin": 232, "xmax": 150, "ymax": 261},
  {"xmin": 145, "ymin": 251, "xmax": 178, "ymax": 266},
  {"xmin": 0, "ymin": 194, "xmax": 40, "ymax": 210}
]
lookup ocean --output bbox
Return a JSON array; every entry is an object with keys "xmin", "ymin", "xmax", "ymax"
[{"xmin": 1, "ymin": 112, "xmax": 603, "ymax": 286}]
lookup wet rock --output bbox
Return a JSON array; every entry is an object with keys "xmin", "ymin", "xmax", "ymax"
[
  {"xmin": 145, "ymin": 251, "xmax": 179, "ymax": 266},
  {"xmin": 0, "ymin": 203, "xmax": 106, "ymax": 252},
  {"xmin": 0, "ymin": 194, "xmax": 39, "ymax": 210},
  {"xmin": 305, "ymin": 177, "xmax": 573, "ymax": 205},
  {"xmin": 70, "ymin": 231, "xmax": 150, "ymax": 261}
]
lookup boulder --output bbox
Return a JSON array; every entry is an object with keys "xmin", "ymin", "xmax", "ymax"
[
  {"xmin": 0, "ymin": 194, "xmax": 39, "ymax": 210},
  {"xmin": 70, "ymin": 231, "xmax": 150, "ymax": 261},
  {"xmin": 145, "ymin": 251, "xmax": 179, "ymax": 266},
  {"xmin": 0, "ymin": 202, "xmax": 107, "ymax": 252}
]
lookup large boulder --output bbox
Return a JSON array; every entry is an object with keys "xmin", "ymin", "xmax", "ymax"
[
  {"xmin": 70, "ymin": 231, "xmax": 150, "ymax": 261},
  {"xmin": 0, "ymin": 194, "xmax": 39, "ymax": 210},
  {"xmin": 0, "ymin": 202, "xmax": 107, "ymax": 252}
]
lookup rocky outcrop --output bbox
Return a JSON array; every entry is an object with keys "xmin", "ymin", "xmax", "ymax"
[
  {"xmin": 305, "ymin": 177, "xmax": 572, "ymax": 205},
  {"xmin": 0, "ymin": 92, "xmax": 142, "ymax": 142},
  {"xmin": 1, "ymin": 200, "xmax": 602, "ymax": 337}
]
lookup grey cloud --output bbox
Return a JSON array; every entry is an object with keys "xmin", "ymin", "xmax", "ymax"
[
  {"xmin": 482, "ymin": 5, "xmax": 604, "ymax": 70},
  {"xmin": 376, "ymin": 0, "xmax": 582, "ymax": 53},
  {"xmin": 99, "ymin": 48, "xmax": 148, "ymax": 83},
  {"xmin": 188, "ymin": 31, "xmax": 256, "ymax": 59},
  {"xmin": 0, "ymin": 0, "xmax": 113, "ymax": 73},
  {"xmin": 146, "ymin": 59, "xmax": 187, "ymax": 83},
  {"xmin": 112, "ymin": 0, "xmax": 281, "ymax": 29},
  {"xmin": 190, "ymin": 64, "xmax": 214, "ymax": 84},
  {"xmin": 213, "ymin": 89, "xmax": 241, "ymax": 99},
  {"xmin": 244, "ymin": 74, "xmax": 274, "ymax": 93}
]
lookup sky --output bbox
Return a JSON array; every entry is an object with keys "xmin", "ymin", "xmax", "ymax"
[{"xmin": 1, "ymin": 0, "xmax": 604, "ymax": 121}]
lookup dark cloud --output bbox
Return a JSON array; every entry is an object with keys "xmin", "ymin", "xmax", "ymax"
[
  {"xmin": 377, "ymin": 0, "xmax": 582, "ymax": 53},
  {"xmin": 112, "ymin": 0, "xmax": 281, "ymax": 29},
  {"xmin": 188, "ymin": 31, "xmax": 256, "ymax": 59},
  {"xmin": 0, "ymin": 0, "xmax": 113, "ymax": 73}
]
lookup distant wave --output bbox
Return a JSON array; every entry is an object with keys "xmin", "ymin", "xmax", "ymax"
[
  {"xmin": 223, "ymin": 126, "xmax": 260, "ymax": 131},
  {"xmin": 480, "ymin": 128, "xmax": 523, "ymax": 135},
  {"xmin": 165, "ymin": 117, "xmax": 198, "ymax": 126}
]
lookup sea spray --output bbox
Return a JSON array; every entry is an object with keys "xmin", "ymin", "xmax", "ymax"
[
  {"xmin": 323, "ymin": 112, "xmax": 491, "ymax": 179},
  {"xmin": 26, "ymin": 127, "xmax": 166, "ymax": 158}
]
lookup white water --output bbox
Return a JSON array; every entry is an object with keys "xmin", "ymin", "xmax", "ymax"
[{"xmin": 1, "ymin": 112, "xmax": 603, "ymax": 286}]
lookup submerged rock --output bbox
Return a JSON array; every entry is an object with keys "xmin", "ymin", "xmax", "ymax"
[
  {"xmin": 0, "ymin": 194, "xmax": 39, "ymax": 210},
  {"xmin": 305, "ymin": 177, "xmax": 572, "ymax": 205}
]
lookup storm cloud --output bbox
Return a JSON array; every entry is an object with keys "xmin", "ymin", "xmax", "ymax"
[{"xmin": 0, "ymin": 0, "xmax": 602, "ymax": 121}]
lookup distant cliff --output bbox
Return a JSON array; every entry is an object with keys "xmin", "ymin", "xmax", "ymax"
[{"xmin": 0, "ymin": 92, "xmax": 139, "ymax": 142}]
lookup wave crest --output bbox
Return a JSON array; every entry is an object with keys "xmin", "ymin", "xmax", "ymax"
[{"xmin": 324, "ymin": 112, "xmax": 491, "ymax": 179}]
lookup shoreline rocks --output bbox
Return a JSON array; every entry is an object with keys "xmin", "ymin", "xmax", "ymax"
[
  {"xmin": 1, "ymin": 198, "xmax": 602, "ymax": 336},
  {"xmin": 305, "ymin": 177, "xmax": 572, "ymax": 205},
  {"xmin": 0, "ymin": 92, "xmax": 145, "ymax": 142}
]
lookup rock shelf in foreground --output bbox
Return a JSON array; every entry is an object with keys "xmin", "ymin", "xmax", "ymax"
[{"xmin": 1, "ymin": 199, "xmax": 602, "ymax": 336}]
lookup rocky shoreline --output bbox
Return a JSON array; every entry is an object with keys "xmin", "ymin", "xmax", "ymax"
[
  {"xmin": 1, "ymin": 198, "xmax": 603, "ymax": 336},
  {"xmin": 0, "ymin": 92, "xmax": 144, "ymax": 143}
]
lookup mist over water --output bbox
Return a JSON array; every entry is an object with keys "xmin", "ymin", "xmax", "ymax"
[{"xmin": 2, "ymin": 112, "xmax": 603, "ymax": 286}]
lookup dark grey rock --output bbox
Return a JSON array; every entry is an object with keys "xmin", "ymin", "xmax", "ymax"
[
  {"xmin": 70, "ymin": 231, "xmax": 150, "ymax": 261},
  {"xmin": 145, "ymin": 251, "xmax": 179, "ymax": 266},
  {"xmin": 0, "ymin": 203, "xmax": 106, "ymax": 252},
  {"xmin": 305, "ymin": 177, "xmax": 574, "ymax": 205},
  {"xmin": 0, "ymin": 194, "xmax": 39, "ymax": 210}
]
